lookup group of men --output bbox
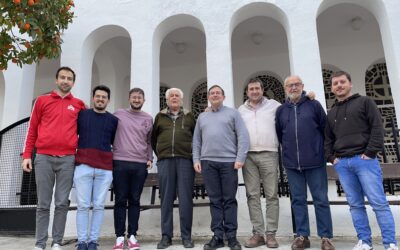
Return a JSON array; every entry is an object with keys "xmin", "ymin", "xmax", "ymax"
[{"xmin": 22, "ymin": 67, "xmax": 398, "ymax": 250}]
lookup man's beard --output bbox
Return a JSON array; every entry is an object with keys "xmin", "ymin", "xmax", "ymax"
[{"xmin": 131, "ymin": 104, "xmax": 143, "ymax": 110}]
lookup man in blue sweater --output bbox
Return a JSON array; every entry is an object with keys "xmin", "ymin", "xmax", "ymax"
[
  {"xmin": 74, "ymin": 85, "xmax": 118, "ymax": 250},
  {"xmin": 275, "ymin": 76, "xmax": 334, "ymax": 250},
  {"xmin": 193, "ymin": 85, "xmax": 250, "ymax": 250}
]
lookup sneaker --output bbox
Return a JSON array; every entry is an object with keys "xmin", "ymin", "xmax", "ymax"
[
  {"xmin": 76, "ymin": 242, "xmax": 87, "ymax": 250},
  {"xmin": 157, "ymin": 235, "xmax": 172, "ymax": 249},
  {"xmin": 182, "ymin": 239, "xmax": 194, "ymax": 248},
  {"xmin": 386, "ymin": 244, "xmax": 399, "ymax": 250},
  {"xmin": 266, "ymin": 233, "xmax": 279, "ymax": 248},
  {"xmin": 321, "ymin": 238, "xmax": 335, "ymax": 250},
  {"xmin": 228, "ymin": 237, "xmax": 242, "ymax": 250},
  {"xmin": 352, "ymin": 240, "xmax": 372, "ymax": 250},
  {"xmin": 52, "ymin": 243, "xmax": 62, "ymax": 250},
  {"xmin": 113, "ymin": 237, "xmax": 125, "ymax": 250},
  {"xmin": 204, "ymin": 236, "xmax": 224, "ymax": 250},
  {"xmin": 87, "ymin": 241, "xmax": 98, "ymax": 250},
  {"xmin": 128, "ymin": 235, "xmax": 140, "ymax": 250},
  {"xmin": 244, "ymin": 234, "xmax": 265, "ymax": 248},
  {"xmin": 291, "ymin": 236, "xmax": 311, "ymax": 250}
]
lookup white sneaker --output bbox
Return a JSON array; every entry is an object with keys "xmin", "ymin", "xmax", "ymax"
[
  {"xmin": 386, "ymin": 243, "xmax": 399, "ymax": 250},
  {"xmin": 52, "ymin": 243, "xmax": 62, "ymax": 250},
  {"xmin": 352, "ymin": 240, "xmax": 372, "ymax": 250}
]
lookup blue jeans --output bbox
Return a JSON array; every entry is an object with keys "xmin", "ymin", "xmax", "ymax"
[
  {"xmin": 201, "ymin": 160, "xmax": 238, "ymax": 239},
  {"xmin": 113, "ymin": 160, "xmax": 148, "ymax": 237},
  {"xmin": 157, "ymin": 157, "xmax": 194, "ymax": 240},
  {"xmin": 74, "ymin": 164, "xmax": 113, "ymax": 243},
  {"xmin": 335, "ymin": 155, "xmax": 397, "ymax": 248},
  {"xmin": 285, "ymin": 166, "xmax": 333, "ymax": 238}
]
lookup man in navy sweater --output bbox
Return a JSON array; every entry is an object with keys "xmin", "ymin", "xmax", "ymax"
[
  {"xmin": 74, "ymin": 85, "xmax": 118, "ymax": 250},
  {"xmin": 275, "ymin": 76, "xmax": 334, "ymax": 250}
]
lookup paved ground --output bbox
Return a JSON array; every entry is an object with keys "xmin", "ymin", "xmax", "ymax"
[{"xmin": 0, "ymin": 236, "xmax": 390, "ymax": 250}]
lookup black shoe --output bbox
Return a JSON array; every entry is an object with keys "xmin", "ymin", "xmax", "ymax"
[
  {"xmin": 228, "ymin": 237, "xmax": 242, "ymax": 250},
  {"xmin": 182, "ymin": 239, "xmax": 194, "ymax": 248},
  {"xmin": 204, "ymin": 236, "xmax": 224, "ymax": 250},
  {"xmin": 87, "ymin": 241, "xmax": 98, "ymax": 250},
  {"xmin": 157, "ymin": 235, "xmax": 172, "ymax": 249}
]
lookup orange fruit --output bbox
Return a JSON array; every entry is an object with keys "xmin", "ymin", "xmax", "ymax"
[
  {"xmin": 23, "ymin": 23, "xmax": 31, "ymax": 30},
  {"xmin": 28, "ymin": 0, "xmax": 34, "ymax": 6},
  {"xmin": 13, "ymin": 0, "xmax": 21, "ymax": 5}
]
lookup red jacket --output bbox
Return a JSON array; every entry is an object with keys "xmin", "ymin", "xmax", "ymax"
[{"xmin": 22, "ymin": 91, "xmax": 85, "ymax": 159}]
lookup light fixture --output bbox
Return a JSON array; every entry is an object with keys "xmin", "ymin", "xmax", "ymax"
[
  {"xmin": 175, "ymin": 42, "xmax": 186, "ymax": 54},
  {"xmin": 350, "ymin": 16, "xmax": 363, "ymax": 31},
  {"xmin": 251, "ymin": 32, "xmax": 264, "ymax": 45}
]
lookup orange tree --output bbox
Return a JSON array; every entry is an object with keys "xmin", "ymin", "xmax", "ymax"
[{"xmin": 0, "ymin": 0, "xmax": 75, "ymax": 70}]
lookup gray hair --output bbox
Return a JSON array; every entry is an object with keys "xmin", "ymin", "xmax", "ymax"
[
  {"xmin": 165, "ymin": 87, "xmax": 184, "ymax": 106},
  {"xmin": 284, "ymin": 75, "xmax": 303, "ymax": 86}
]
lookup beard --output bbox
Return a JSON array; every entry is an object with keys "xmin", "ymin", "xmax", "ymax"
[
  {"xmin": 130, "ymin": 103, "xmax": 143, "ymax": 110},
  {"xmin": 94, "ymin": 103, "xmax": 106, "ymax": 111}
]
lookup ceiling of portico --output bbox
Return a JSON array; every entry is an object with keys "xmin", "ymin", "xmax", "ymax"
[{"xmin": 317, "ymin": 3, "xmax": 382, "ymax": 48}]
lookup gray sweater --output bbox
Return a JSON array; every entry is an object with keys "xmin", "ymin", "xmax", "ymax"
[{"xmin": 193, "ymin": 105, "xmax": 250, "ymax": 163}]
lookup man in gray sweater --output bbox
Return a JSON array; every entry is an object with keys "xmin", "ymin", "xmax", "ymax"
[{"xmin": 193, "ymin": 85, "xmax": 250, "ymax": 250}]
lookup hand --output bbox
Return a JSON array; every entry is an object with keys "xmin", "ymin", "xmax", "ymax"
[
  {"xmin": 22, "ymin": 159, "xmax": 32, "ymax": 172},
  {"xmin": 361, "ymin": 154, "xmax": 371, "ymax": 160},
  {"xmin": 146, "ymin": 160, "xmax": 153, "ymax": 170},
  {"xmin": 332, "ymin": 158, "xmax": 339, "ymax": 165},
  {"xmin": 234, "ymin": 161, "xmax": 244, "ymax": 169},
  {"xmin": 193, "ymin": 162, "xmax": 202, "ymax": 173},
  {"xmin": 306, "ymin": 91, "xmax": 316, "ymax": 100}
]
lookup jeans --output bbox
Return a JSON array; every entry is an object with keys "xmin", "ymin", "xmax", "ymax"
[
  {"xmin": 113, "ymin": 160, "xmax": 148, "ymax": 237},
  {"xmin": 335, "ymin": 155, "xmax": 397, "ymax": 248},
  {"xmin": 201, "ymin": 160, "xmax": 238, "ymax": 240},
  {"xmin": 74, "ymin": 164, "xmax": 113, "ymax": 243},
  {"xmin": 243, "ymin": 151, "xmax": 279, "ymax": 234},
  {"xmin": 285, "ymin": 166, "xmax": 333, "ymax": 238},
  {"xmin": 157, "ymin": 157, "xmax": 195, "ymax": 240},
  {"xmin": 34, "ymin": 154, "xmax": 75, "ymax": 249}
]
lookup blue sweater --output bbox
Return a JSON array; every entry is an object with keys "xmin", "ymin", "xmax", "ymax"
[
  {"xmin": 193, "ymin": 105, "xmax": 249, "ymax": 163},
  {"xmin": 275, "ymin": 95, "xmax": 326, "ymax": 170},
  {"xmin": 75, "ymin": 109, "xmax": 118, "ymax": 170}
]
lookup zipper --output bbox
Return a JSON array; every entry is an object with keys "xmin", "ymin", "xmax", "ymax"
[
  {"xmin": 172, "ymin": 119, "xmax": 176, "ymax": 157},
  {"xmin": 294, "ymin": 105, "xmax": 301, "ymax": 170}
]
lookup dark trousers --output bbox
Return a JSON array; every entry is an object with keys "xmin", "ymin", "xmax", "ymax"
[
  {"xmin": 157, "ymin": 157, "xmax": 195, "ymax": 240},
  {"xmin": 113, "ymin": 160, "xmax": 148, "ymax": 237},
  {"xmin": 201, "ymin": 160, "xmax": 238, "ymax": 239},
  {"xmin": 285, "ymin": 167, "xmax": 333, "ymax": 238}
]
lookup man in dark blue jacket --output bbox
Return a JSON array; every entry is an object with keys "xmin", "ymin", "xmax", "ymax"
[{"xmin": 275, "ymin": 75, "xmax": 334, "ymax": 250}]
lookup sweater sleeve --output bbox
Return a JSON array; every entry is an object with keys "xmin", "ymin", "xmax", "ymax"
[
  {"xmin": 192, "ymin": 117, "xmax": 202, "ymax": 164},
  {"xmin": 364, "ymin": 97, "xmax": 384, "ymax": 158},
  {"xmin": 315, "ymin": 100, "xmax": 327, "ymax": 139},
  {"xmin": 22, "ymin": 97, "xmax": 42, "ymax": 159},
  {"xmin": 234, "ymin": 111, "xmax": 250, "ymax": 163}
]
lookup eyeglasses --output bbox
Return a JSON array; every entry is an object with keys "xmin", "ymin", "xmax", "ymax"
[{"xmin": 285, "ymin": 82, "xmax": 302, "ymax": 89}]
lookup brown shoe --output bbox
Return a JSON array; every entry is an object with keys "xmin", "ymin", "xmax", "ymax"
[
  {"xmin": 244, "ymin": 234, "xmax": 265, "ymax": 248},
  {"xmin": 265, "ymin": 233, "xmax": 279, "ymax": 248},
  {"xmin": 291, "ymin": 236, "xmax": 311, "ymax": 250},
  {"xmin": 321, "ymin": 238, "xmax": 335, "ymax": 250}
]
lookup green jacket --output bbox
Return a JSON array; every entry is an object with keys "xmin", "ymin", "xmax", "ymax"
[{"xmin": 151, "ymin": 107, "xmax": 196, "ymax": 160}]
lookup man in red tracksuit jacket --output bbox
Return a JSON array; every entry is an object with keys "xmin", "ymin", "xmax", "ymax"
[{"xmin": 22, "ymin": 67, "xmax": 85, "ymax": 250}]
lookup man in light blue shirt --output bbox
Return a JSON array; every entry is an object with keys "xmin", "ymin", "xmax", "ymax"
[{"xmin": 193, "ymin": 85, "xmax": 249, "ymax": 250}]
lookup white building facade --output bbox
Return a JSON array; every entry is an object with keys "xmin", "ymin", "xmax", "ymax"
[{"xmin": 0, "ymin": 0, "xmax": 399, "ymax": 238}]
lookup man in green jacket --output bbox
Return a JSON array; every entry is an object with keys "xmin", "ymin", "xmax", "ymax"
[{"xmin": 151, "ymin": 87, "xmax": 196, "ymax": 249}]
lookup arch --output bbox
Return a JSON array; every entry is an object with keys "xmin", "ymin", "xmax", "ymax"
[
  {"xmin": 230, "ymin": 2, "xmax": 289, "ymax": 36},
  {"xmin": 242, "ymin": 72, "xmax": 285, "ymax": 104},
  {"xmin": 154, "ymin": 14, "xmax": 207, "ymax": 111},
  {"xmin": 78, "ymin": 25, "xmax": 132, "ymax": 104}
]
